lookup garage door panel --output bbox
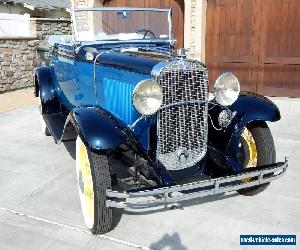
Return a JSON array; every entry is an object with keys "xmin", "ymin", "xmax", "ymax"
[
  {"xmin": 128, "ymin": 0, "xmax": 145, "ymax": 7},
  {"xmin": 206, "ymin": 0, "xmax": 255, "ymax": 92},
  {"xmin": 292, "ymin": 33, "xmax": 300, "ymax": 55},
  {"xmin": 215, "ymin": 0, "xmax": 237, "ymax": 6},
  {"xmin": 206, "ymin": 0, "xmax": 300, "ymax": 97},
  {"xmin": 104, "ymin": 0, "xmax": 184, "ymax": 49},
  {"xmin": 206, "ymin": 35, "xmax": 251, "ymax": 63},
  {"xmin": 240, "ymin": 2, "xmax": 253, "ymax": 33},
  {"xmin": 258, "ymin": 0, "xmax": 300, "ymax": 95},
  {"xmin": 261, "ymin": 65, "xmax": 300, "ymax": 97},
  {"xmin": 208, "ymin": 63, "xmax": 254, "ymax": 92}
]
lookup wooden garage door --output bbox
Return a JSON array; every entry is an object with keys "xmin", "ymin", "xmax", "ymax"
[
  {"xmin": 103, "ymin": 0, "xmax": 184, "ymax": 49},
  {"xmin": 206, "ymin": 0, "xmax": 300, "ymax": 97}
]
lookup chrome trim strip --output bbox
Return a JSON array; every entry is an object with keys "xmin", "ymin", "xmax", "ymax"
[
  {"xmin": 79, "ymin": 39, "xmax": 176, "ymax": 46},
  {"xmin": 93, "ymin": 48, "xmax": 120, "ymax": 105},
  {"xmin": 151, "ymin": 58, "xmax": 207, "ymax": 80},
  {"xmin": 93, "ymin": 52, "xmax": 103, "ymax": 106},
  {"xmin": 168, "ymin": 9, "xmax": 173, "ymax": 41},
  {"xmin": 106, "ymin": 159, "xmax": 288, "ymax": 209},
  {"xmin": 73, "ymin": 7, "xmax": 171, "ymax": 12},
  {"xmin": 128, "ymin": 115, "xmax": 145, "ymax": 130},
  {"xmin": 160, "ymin": 100, "xmax": 208, "ymax": 110}
]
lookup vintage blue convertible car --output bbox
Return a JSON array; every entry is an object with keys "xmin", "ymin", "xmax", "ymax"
[{"xmin": 34, "ymin": 7, "xmax": 288, "ymax": 234}]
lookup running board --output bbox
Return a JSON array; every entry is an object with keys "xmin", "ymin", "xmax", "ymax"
[{"xmin": 106, "ymin": 159, "xmax": 288, "ymax": 209}]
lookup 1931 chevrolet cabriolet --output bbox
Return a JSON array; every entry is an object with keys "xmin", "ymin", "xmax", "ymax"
[{"xmin": 34, "ymin": 7, "xmax": 288, "ymax": 234}]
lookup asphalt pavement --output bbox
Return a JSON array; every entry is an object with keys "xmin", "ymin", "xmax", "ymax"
[{"xmin": 0, "ymin": 98, "xmax": 299, "ymax": 250}]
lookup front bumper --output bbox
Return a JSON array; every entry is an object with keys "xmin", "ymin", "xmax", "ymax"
[{"xmin": 106, "ymin": 158, "xmax": 288, "ymax": 209}]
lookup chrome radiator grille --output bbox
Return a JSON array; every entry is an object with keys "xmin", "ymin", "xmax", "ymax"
[{"xmin": 155, "ymin": 60, "xmax": 208, "ymax": 170}]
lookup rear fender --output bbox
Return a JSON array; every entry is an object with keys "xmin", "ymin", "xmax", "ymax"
[{"xmin": 35, "ymin": 66, "xmax": 60, "ymax": 114}]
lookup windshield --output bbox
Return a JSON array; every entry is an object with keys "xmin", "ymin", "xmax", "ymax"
[{"xmin": 72, "ymin": 8, "xmax": 171, "ymax": 42}]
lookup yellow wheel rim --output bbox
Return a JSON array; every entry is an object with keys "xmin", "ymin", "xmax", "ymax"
[
  {"xmin": 241, "ymin": 128, "xmax": 258, "ymax": 183},
  {"xmin": 76, "ymin": 137, "xmax": 94, "ymax": 229}
]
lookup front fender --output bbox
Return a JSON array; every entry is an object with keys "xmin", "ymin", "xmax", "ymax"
[
  {"xmin": 231, "ymin": 92, "xmax": 280, "ymax": 123},
  {"xmin": 68, "ymin": 107, "xmax": 174, "ymax": 185},
  {"xmin": 70, "ymin": 107, "xmax": 126, "ymax": 151},
  {"xmin": 226, "ymin": 92, "xmax": 280, "ymax": 159}
]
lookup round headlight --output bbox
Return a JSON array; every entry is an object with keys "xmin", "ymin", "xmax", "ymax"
[
  {"xmin": 133, "ymin": 80, "xmax": 163, "ymax": 115},
  {"xmin": 214, "ymin": 72, "xmax": 240, "ymax": 106}
]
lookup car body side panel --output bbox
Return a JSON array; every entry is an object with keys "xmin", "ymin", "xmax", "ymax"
[
  {"xmin": 75, "ymin": 61, "xmax": 148, "ymax": 124},
  {"xmin": 74, "ymin": 61, "xmax": 150, "ymax": 149},
  {"xmin": 50, "ymin": 47, "xmax": 155, "ymax": 150}
]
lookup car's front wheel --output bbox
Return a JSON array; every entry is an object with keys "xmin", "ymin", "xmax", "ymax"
[
  {"xmin": 76, "ymin": 136, "xmax": 113, "ymax": 234},
  {"xmin": 237, "ymin": 122, "xmax": 276, "ymax": 196}
]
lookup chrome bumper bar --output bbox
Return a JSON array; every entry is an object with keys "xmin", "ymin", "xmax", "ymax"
[{"xmin": 106, "ymin": 159, "xmax": 288, "ymax": 209}]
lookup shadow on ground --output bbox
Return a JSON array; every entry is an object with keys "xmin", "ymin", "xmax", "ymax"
[{"xmin": 150, "ymin": 232, "xmax": 187, "ymax": 250}]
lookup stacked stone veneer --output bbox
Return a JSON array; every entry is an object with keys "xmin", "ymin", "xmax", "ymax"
[{"xmin": 0, "ymin": 19, "xmax": 71, "ymax": 93}]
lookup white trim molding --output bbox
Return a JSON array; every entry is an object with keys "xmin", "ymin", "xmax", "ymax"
[{"xmin": 184, "ymin": 0, "xmax": 207, "ymax": 62}]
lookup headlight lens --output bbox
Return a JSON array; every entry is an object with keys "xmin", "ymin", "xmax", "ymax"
[
  {"xmin": 214, "ymin": 72, "xmax": 240, "ymax": 106},
  {"xmin": 133, "ymin": 80, "xmax": 163, "ymax": 115}
]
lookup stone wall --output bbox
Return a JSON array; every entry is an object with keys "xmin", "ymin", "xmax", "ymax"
[{"xmin": 0, "ymin": 19, "xmax": 71, "ymax": 93}]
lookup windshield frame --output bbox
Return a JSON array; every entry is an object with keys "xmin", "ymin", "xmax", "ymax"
[{"xmin": 70, "ymin": 7, "xmax": 173, "ymax": 43}]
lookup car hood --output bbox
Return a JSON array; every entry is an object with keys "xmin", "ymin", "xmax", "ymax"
[{"xmin": 77, "ymin": 47, "xmax": 173, "ymax": 75}]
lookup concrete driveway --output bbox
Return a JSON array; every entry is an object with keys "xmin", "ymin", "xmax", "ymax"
[{"xmin": 0, "ymin": 98, "xmax": 299, "ymax": 250}]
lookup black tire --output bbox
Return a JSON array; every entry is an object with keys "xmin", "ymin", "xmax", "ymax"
[
  {"xmin": 237, "ymin": 122, "xmax": 276, "ymax": 196},
  {"xmin": 76, "ymin": 136, "xmax": 112, "ymax": 234}
]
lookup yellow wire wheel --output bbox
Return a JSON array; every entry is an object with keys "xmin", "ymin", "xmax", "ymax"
[
  {"xmin": 240, "ymin": 127, "xmax": 258, "ymax": 183},
  {"xmin": 76, "ymin": 136, "xmax": 95, "ymax": 229},
  {"xmin": 242, "ymin": 128, "xmax": 258, "ymax": 167}
]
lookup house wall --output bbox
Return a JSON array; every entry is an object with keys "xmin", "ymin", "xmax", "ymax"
[
  {"xmin": 0, "ymin": 2, "xmax": 69, "ymax": 18},
  {"xmin": 184, "ymin": 0, "xmax": 207, "ymax": 62},
  {"xmin": 0, "ymin": 19, "xmax": 71, "ymax": 92}
]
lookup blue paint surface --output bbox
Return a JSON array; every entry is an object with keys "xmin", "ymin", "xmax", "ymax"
[
  {"xmin": 76, "ymin": 61, "xmax": 147, "ymax": 125},
  {"xmin": 51, "ymin": 44, "xmax": 151, "ymax": 149}
]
